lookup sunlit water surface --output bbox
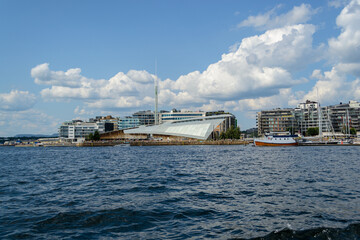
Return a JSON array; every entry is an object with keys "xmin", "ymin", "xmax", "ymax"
[{"xmin": 1, "ymin": 145, "xmax": 359, "ymax": 239}]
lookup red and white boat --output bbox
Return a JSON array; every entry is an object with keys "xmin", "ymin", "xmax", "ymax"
[{"xmin": 254, "ymin": 132, "xmax": 298, "ymax": 146}]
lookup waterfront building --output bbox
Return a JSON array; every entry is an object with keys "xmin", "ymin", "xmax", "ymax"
[
  {"xmin": 132, "ymin": 109, "xmax": 214, "ymax": 126},
  {"xmin": 206, "ymin": 110, "xmax": 237, "ymax": 130},
  {"xmin": 257, "ymin": 100, "xmax": 360, "ymax": 137},
  {"xmin": 59, "ymin": 118, "xmax": 116, "ymax": 142},
  {"xmin": 124, "ymin": 114, "xmax": 235, "ymax": 140},
  {"xmin": 293, "ymin": 100, "xmax": 360, "ymax": 136},
  {"xmin": 159, "ymin": 109, "xmax": 206, "ymax": 124},
  {"xmin": 159, "ymin": 109, "xmax": 237, "ymax": 133},
  {"xmin": 118, "ymin": 116, "xmax": 141, "ymax": 130},
  {"xmin": 257, "ymin": 102, "xmax": 331, "ymax": 136},
  {"xmin": 59, "ymin": 120, "xmax": 100, "ymax": 142},
  {"xmin": 327, "ymin": 101, "xmax": 360, "ymax": 134},
  {"xmin": 90, "ymin": 115, "xmax": 117, "ymax": 131},
  {"xmin": 97, "ymin": 121, "xmax": 114, "ymax": 133},
  {"xmin": 256, "ymin": 108, "xmax": 295, "ymax": 136},
  {"xmin": 59, "ymin": 108, "xmax": 239, "ymax": 141},
  {"xmin": 132, "ymin": 110, "xmax": 155, "ymax": 126},
  {"xmin": 293, "ymin": 100, "xmax": 331, "ymax": 136}
]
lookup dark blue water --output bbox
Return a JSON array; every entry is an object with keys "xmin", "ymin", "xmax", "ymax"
[{"xmin": 0, "ymin": 145, "xmax": 359, "ymax": 239}]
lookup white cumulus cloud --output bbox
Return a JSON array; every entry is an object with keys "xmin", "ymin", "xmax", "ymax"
[
  {"xmin": 329, "ymin": 0, "xmax": 360, "ymax": 74},
  {"xmin": 0, "ymin": 90, "xmax": 36, "ymax": 111},
  {"xmin": 300, "ymin": 67, "xmax": 360, "ymax": 105},
  {"xmin": 0, "ymin": 109, "xmax": 59, "ymax": 136},
  {"xmin": 284, "ymin": 0, "xmax": 360, "ymax": 110},
  {"xmin": 22, "ymin": 0, "xmax": 360, "ymax": 131},
  {"xmin": 32, "ymin": 63, "xmax": 87, "ymax": 87},
  {"xmin": 32, "ymin": 22, "xmax": 321, "ymax": 115},
  {"xmin": 33, "ymin": 64, "xmax": 157, "ymax": 109},
  {"xmin": 238, "ymin": 4, "xmax": 317, "ymax": 30},
  {"xmin": 160, "ymin": 24, "xmax": 316, "ymax": 107}
]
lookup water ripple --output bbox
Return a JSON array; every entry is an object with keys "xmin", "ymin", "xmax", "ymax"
[{"xmin": 0, "ymin": 145, "xmax": 360, "ymax": 239}]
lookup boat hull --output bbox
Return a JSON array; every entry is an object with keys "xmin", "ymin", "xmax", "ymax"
[
  {"xmin": 254, "ymin": 140, "xmax": 298, "ymax": 147},
  {"xmin": 254, "ymin": 132, "xmax": 299, "ymax": 147}
]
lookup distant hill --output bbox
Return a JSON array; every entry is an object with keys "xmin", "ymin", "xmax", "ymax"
[{"xmin": 13, "ymin": 133, "xmax": 59, "ymax": 138}]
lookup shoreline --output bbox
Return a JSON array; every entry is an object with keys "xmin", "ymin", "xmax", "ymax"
[
  {"xmin": 129, "ymin": 140, "xmax": 251, "ymax": 146},
  {"xmin": 4, "ymin": 140, "xmax": 360, "ymax": 147}
]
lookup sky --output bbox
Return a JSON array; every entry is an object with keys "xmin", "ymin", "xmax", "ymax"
[{"xmin": 1, "ymin": 0, "xmax": 360, "ymax": 136}]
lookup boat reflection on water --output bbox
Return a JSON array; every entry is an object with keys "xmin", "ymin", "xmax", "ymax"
[{"xmin": 254, "ymin": 132, "xmax": 298, "ymax": 147}]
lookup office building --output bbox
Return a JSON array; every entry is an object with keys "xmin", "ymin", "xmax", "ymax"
[
  {"xmin": 118, "ymin": 117, "xmax": 141, "ymax": 130},
  {"xmin": 132, "ymin": 110, "xmax": 155, "ymax": 126},
  {"xmin": 159, "ymin": 109, "xmax": 206, "ymax": 123},
  {"xmin": 59, "ymin": 120, "xmax": 100, "ymax": 142}
]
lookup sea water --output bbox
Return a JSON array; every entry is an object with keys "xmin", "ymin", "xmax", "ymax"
[{"xmin": 0, "ymin": 145, "xmax": 359, "ymax": 239}]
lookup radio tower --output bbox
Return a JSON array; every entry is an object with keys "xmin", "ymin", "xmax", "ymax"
[{"xmin": 154, "ymin": 60, "xmax": 159, "ymax": 125}]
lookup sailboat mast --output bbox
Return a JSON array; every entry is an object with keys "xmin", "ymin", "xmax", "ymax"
[
  {"xmin": 318, "ymin": 102, "xmax": 322, "ymax": 137},
  {"xmin": 316, "ymin": 88, "xmax": 322, "ymax": 138},
  {"xmin": 154, "ymin": 60, "xmax": 159, "ymax": 125},
  {"xmin": 346, "ymin": 109, "xmax": 350, "ymax": 137}
]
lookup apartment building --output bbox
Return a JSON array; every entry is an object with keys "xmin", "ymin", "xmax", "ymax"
[
  {"xmin": 256, "ymin": 108, "xmax": 295, "ymax": 136},
  {"xmin": 327, "ymin": 101, "xmax": 360, "ymax": 134},
  {"xmin": 257, "ymin": 100, "xmax": 360, "ymax": 136}
]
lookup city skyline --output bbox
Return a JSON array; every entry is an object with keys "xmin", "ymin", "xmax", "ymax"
[{"xmin": 1, "ymin": 0, "xmax": 360, "ymax": 136}]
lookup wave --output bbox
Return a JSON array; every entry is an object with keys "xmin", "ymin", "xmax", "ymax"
[
  {"xmin": 34, "ymin": 207, "xmax": 217, "ymax": 233},
  {"xmin": 237, "ymin": 222, "xmax": 360, "ymax": 240}
]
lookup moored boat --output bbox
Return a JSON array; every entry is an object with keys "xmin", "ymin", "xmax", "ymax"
[{"xmin": 254, "ymin": 132, "xmax": 298, "ymax": 146}]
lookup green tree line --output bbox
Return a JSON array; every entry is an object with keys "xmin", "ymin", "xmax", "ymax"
[
  {"xmin": 87, "ymin": 130, "xmax": 100, "ymax": 141},
  {"xmin": 220, "ymin": 126, "xmax": 241, "ymax": 139}
]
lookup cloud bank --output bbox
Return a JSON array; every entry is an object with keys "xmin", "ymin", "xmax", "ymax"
[
  {"xmin": 296, "ymin": 0, "xmax": 360, "ymax": 106},
  {"xmin": 0, "ymin": 90, "xmax": 36, "ymax": 111},
  {"xmin": 23, "ymin": 0, "xmax": 360, "ymax": 130},
  {"xmin": 34, "ymin": 64, "xmax": 157, "ymax": 109},
  {"xmin": 329, "ymin": 0, "xmax": 360, "ymax": 76},
  {"xmin": 34, "ymin": 23, "xmax": 319, "ymax": 112}
]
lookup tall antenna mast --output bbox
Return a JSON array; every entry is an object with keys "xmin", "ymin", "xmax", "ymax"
[{"xmin": 154, "ymin": 59, "xmax": 159, "ymax": 125}]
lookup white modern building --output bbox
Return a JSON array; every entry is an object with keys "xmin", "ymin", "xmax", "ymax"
[
  {"xmin": 124, "ymin": 114, "xmax": 235, "ymax": 140},
  {"xmin": 59, "ymin": 120, "xmax": 101, "ymax": 142}
]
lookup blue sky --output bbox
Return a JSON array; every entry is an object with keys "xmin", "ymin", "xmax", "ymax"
[{"xmin": 1, "ymin": 0, "xmax": 359, "ymax": 136}]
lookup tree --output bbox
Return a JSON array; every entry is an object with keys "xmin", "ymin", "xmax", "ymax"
[
  {"xmin": 350, "ymin": 128, "xmax": 357, "ymax": 136},
  {"xmin": 306, "ymin": 127, "xmax": 319, "ymax": 136},
  {"xmin": 93, "ymin": 130, "xmax": 100, "ymax": 141},
  {"xmin": 220, "ymin": 132, "xmax": 226, "ymax": 140},
  {"xmin": 219, "ymin": 126, "xmax": 241, "ymax": 139},
  {"xmin": 87, "ymin": 130, "xmax": 100, "ymax": 141},
  {"xmin": 233, "ymin": 126, "xmax": 241, "ymax": 139},
  {"xmin": 87, "ymin": 133, "xmax": 94, "ymax": 141}
]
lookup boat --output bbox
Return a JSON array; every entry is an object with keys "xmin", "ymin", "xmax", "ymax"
[{"xmin": 254, "ymin": 132, "xmax": 298, "ymax": 146}]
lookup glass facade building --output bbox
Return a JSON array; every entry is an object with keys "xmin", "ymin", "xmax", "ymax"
[
  {"xmin": 132, "ymin": 111, "xmax": 155, "ymax": 126},
  {"xmin": 159, "ymin": 110, "xmax": 206, "ymax": 123},
  {"xmin": 118, "ymin": 117, "xmax": 141, "ymax": 130}
]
